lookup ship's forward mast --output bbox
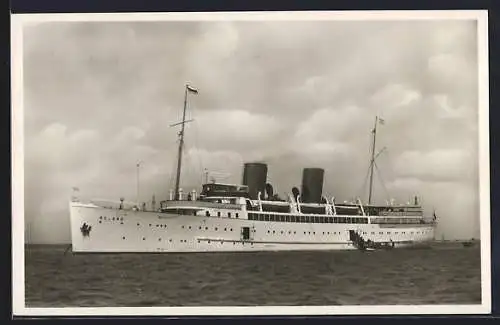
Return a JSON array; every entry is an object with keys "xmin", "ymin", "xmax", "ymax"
[
  {"xmin": 171, "ymin": 84, "xmax": 198, "ymax": 201},
  {"xmin": 367, "ymin": 116, "xmax": 386, "ymax": 205}
]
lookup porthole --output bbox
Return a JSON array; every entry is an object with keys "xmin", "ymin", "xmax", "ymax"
[
  {"xmin": 267, "ymin": 230, "xmax": 270, "ymax": 234},
  {"xmin": 294, "ymin": 231, "xmax": 296, "ymax": 234},
  {"xmin": 182, "ymin": 225, "xmax": 185, "ymax": 229},
  {"xmin": 228, "ymin": 213, "xmax": 231, "ymax": 218},
  {"xmin": 149, "ymin": 224, "xmax": 152, "ymax": 227},
  {"xmin": 99, "ymin": 221, "xmax": 102, "ymax": 224},
  {"xmin": 215, "ymin": 227, "xmax": 218, "ymax": 231},
  {"xmin": 236, "ymin": 213, "xmax": 239, "ymax": 218},
  {"xmin": 143, "ymin": 237, "xmax": 146, "ymax": 240},
  {"xmin": 217, "ymin": 212, "xmax": 221, "ymax": 217},
  {"xmin": 288, "ymin": 231, "xmax": 291, "ymax": 234},
  {"xmin": 225, "ymin": 228, "xmax": 227, "ymax": 231},
  {"xmin": 230, "ymin": 228, "xmax": 233, "ymax": 231},
  {"xmin": 281, "ymin": 231, "xmax": 284, "ymax": 234},
  {"xmin": 122, "ymin": 236, "xmax": 125, "ymax": 240},
  {"xmin": 208, "ymin": 240, "xmax": 211, "ymax": 244},
  {"xmin": 137, "ymin": 223, "xmax": 140, "ymax": 226},
  {"xmin": 199, "ymin": 226, "xmax": 202, "ymax": 230},
  {"xmin": 158, "ymin": 238, "xmax": 161, "ymax": 241},
  {"xmin": 189, "ymin": 226, "xmax": 192, "ymax": 229},
  {"xmin": 169, "ymin": 239, "xmax": 172, "ymax": 242},
  {"xmin": 99, "ymin": 216, "xmax": 102, "ymax": 219},
  {"xmin": 322, "ymin": 232, "xmax": 325, "ymax": 235},
  {"xmin": 198, "ymin": 240, "xmax": 200, "ymax": 243},
  {"xmin": 205, "ymin": 227, "xmax": 208, "ymax": 230},
  {"xmin": 273, "ymin": 230, "xmax": 276, "ymax": 234}
]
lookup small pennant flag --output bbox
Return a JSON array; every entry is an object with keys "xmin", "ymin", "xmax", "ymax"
[
  {"xmin": 379, "ymin": 117, "xmax": 385, "ymax": 125},
  {"xmin": 186, "ymin": 85, "xmax": 198, "ymax": 94}
]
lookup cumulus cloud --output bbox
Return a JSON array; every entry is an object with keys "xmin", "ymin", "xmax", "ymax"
[
  {"xmin": 394, "ymin": 149, "xmax": 475, "ymax": 182},
  {"xmin": 21, "ymin": 18, "xmax": 481, "ymax": 243}
]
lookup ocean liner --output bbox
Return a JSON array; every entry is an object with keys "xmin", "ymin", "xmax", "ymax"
[{"xmin": 69, "ymin": 85, "xmax": 436, "ymax": 253}]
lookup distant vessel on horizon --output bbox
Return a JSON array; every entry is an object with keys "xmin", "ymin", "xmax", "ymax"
[{"xmin": 69, "ymin": 85, "xmax": 437, "ymax": 253}]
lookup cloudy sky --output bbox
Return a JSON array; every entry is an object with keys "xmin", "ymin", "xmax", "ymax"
[{"xmin": 21, "ymin": 16, "xmax": 481, "ymax": 243}]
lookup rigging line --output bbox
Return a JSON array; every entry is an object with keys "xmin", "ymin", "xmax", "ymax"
[
  {"xmin": 373, "ymin": 161, "xmax": 392, "ymax": 202},
  {"xmin": 168, "ymin": 138, "xmax": 181, "ymax": 191},
  {"xmin": 165, "ymin": 135, "xmax": 181, "ymax": 190},
  {"xmin": 360, "ymin": 147, "xmax": 388, "ymax": 201},
  {"xmin": 193, "ymin": 120, "xmax": 204, "ymax": 179},
  {"xmin": 356, "ymin": 162, "xmax": 372, "ymax": 201},
  {"xmin": 186, "ymin": 102, "xmax": 204, "ymax": 180},
  {"xmin": 180, "ymin": 133, "xmax": 200, "ymax": 190}
]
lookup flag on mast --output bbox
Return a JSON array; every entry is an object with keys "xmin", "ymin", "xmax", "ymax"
[
  {"xmin": 186, "ymin": 85, "xmax": 198, "ymax": 94},
  {"xmin": 379, "ymin": 117, "xmax": 385, "ymax": 125}
]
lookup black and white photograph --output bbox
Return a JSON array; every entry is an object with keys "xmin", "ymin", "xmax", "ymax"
[{"xmin": 12, "ymin": 10, "xmax": 490, "ymax": 316}]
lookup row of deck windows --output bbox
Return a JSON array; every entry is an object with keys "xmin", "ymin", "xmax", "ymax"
[
  {"xmin": 102, "ymin": 220, "xmax": 429, "ymax": 236},
  {"xmin": 248, "ymin": 213, "xmax": 369, "ymax": 224},
  {"xmin": 371, "ymin": 218, "xmax": 424, "ymax": 224},
  {"xmin": 122, "ymin": 231, "xmax": 428, "ymax": 241},
  {"xmin": 121, "ymin": 236, "xmax": 253, "ymax": 246},
  {"xmin": 122, "ymin": 222, "xmax": 236, "ymax": 232},
  {"xmin": 106, "ymin": 221, "xmax": 428, "ymax": 236},
  {"xmin": 205, "ymin": 211, "xmax": 239, "ymax": 218},
  {"xmin": 360, "ymin": 231, "xmax": 427, "ymax": 235},
  {"xmin": 266, "ymin": 230, "xmax": 342, "ymax": 235},
  {"xmin": 180, "ymin": 225, "xmax": 234, "ymax": 232},
  {"xmin": 378, "ymin": 212, "xmax": 423, "ymax": 217}
]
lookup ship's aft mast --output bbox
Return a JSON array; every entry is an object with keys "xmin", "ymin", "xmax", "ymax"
[
  {"xmin": 172, "ymin": 84, "xmax": 197, "ymax": 200},
  {"xmin": 368, "ymin": 116, "xmax": 378, "ymax": 205}
]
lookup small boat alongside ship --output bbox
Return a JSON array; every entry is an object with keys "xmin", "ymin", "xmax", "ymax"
[{"xmin": 69, "ymin": 85, "xmax": 437, "ymax": 253}]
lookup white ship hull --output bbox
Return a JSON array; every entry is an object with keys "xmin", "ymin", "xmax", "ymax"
[{"xmin": 70, "ymin": 201, "xmax": 436, "ymax": 253}]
